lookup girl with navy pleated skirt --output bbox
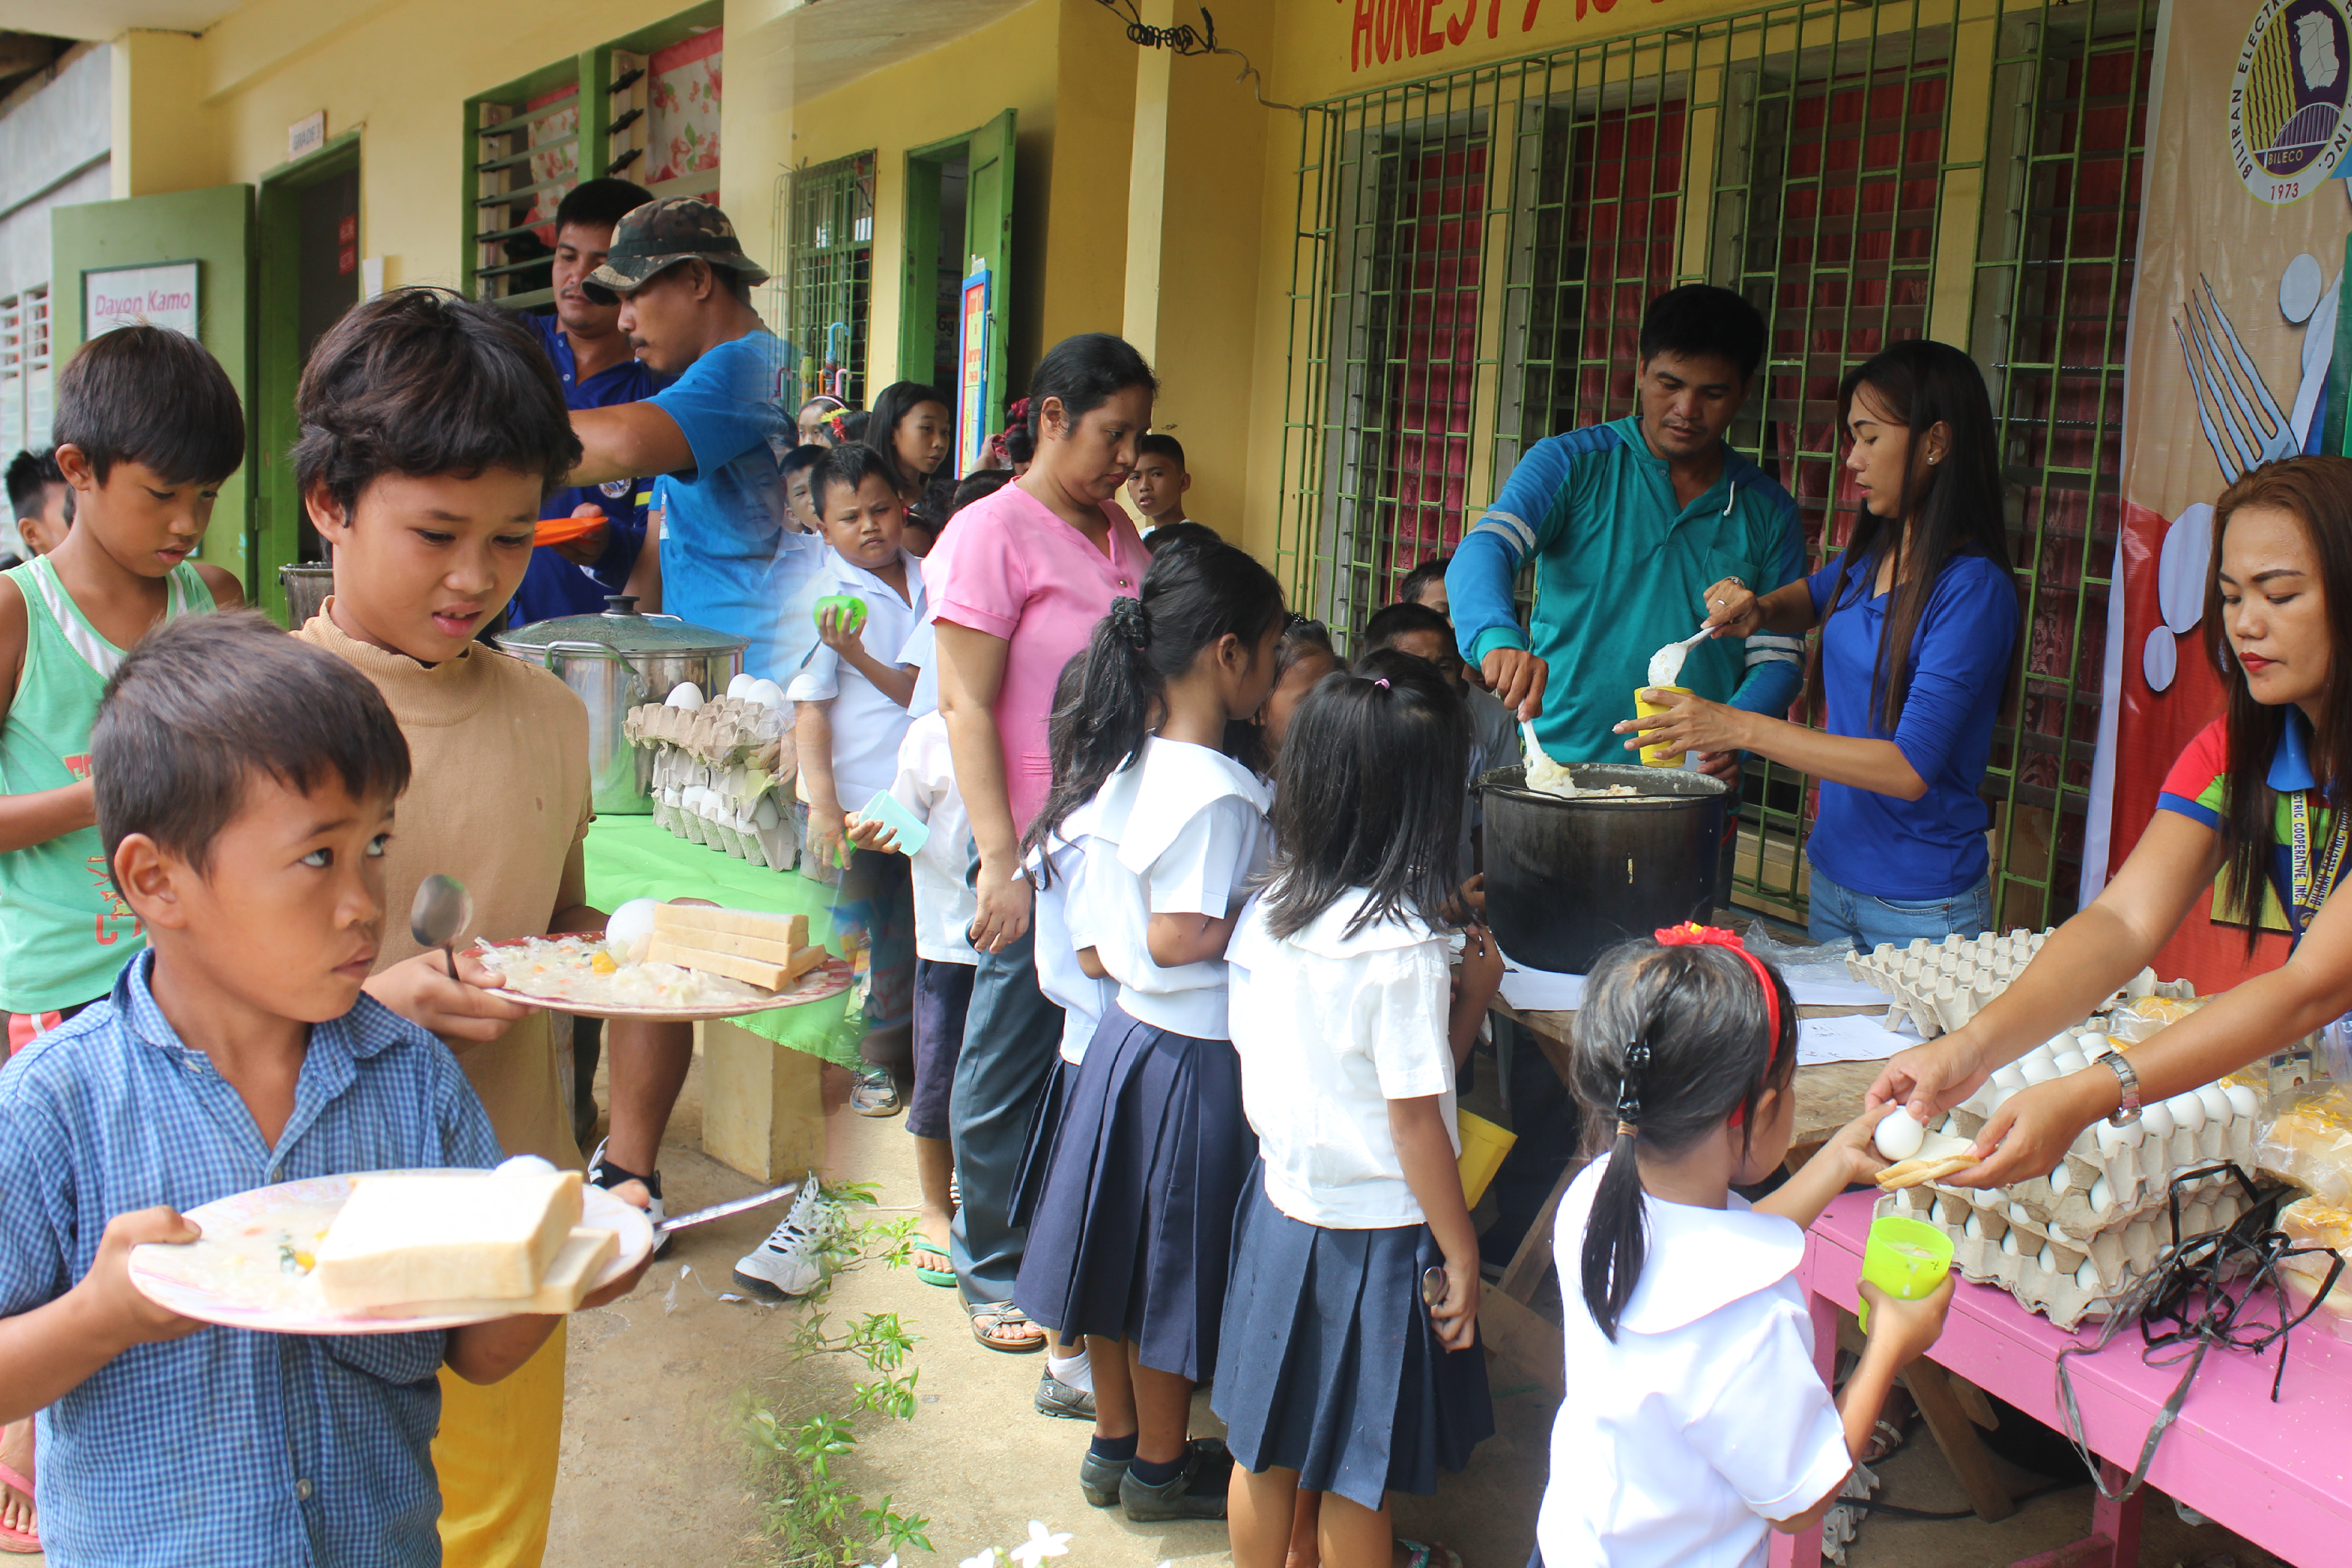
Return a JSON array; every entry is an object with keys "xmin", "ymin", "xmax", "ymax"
[
  {"xmin": 1009, "ymin": 658, "xmax": 1119, "ymax": 1418},
  {"xmin": 1218, "ymin": 657, "xmax": 1503, "ymax": 1568},
  {"xmin": 1011, "ymin": 539, "xmax": 1288, "ymax": 1523}
]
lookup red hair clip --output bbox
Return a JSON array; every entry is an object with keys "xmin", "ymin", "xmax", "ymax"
[{"xmin": 1654, "ymin": 922, "xmax": 1783, "ymax": 1122}]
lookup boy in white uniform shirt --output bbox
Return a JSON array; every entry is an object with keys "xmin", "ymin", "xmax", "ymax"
[{"xmin": 785, "ymin": 443, "xmax": 922, "ymax": 1125}]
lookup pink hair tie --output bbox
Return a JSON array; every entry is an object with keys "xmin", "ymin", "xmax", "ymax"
[{"xmin": 1373, "ymin": 677, "xmax": 1391, "ymax": 689}]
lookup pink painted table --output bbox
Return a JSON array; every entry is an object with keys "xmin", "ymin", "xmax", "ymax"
[{"xmin": 1769, "ymin": 1190, "xmax": 2352, "ymax": 1568}]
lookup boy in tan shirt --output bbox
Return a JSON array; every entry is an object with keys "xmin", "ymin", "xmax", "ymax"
[{"xmin": 290, "ymin": 287, "xmax": 653, "ymax": 1567}]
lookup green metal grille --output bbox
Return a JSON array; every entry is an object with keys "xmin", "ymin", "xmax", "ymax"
[
  {"xmin": 776, "ymin": 152, "xmax": 877, "ymax": 414},
  {"xmin": 1272, "ymin": 0, "xmax": 2157, "ymax": 927}
]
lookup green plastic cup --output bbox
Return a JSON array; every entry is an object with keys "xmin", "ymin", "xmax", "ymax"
[
  {"xmin": 1858, "ymin": 1213, "xmax": 1952, "ymax": 1333},
  {"xmin": 814, "ymin": 593, "xmax": 868, "ymax": 637}
]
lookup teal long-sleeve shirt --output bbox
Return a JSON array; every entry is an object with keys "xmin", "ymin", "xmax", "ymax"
[{"xmin": 1446, "ymin": 416, "xmax": 1807, "ymax": 764}]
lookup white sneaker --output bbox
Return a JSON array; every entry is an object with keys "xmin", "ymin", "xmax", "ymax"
[
  {"xmin": 587, "ymin": 1138, "xmax": 670, "ymax": 1257},
  {"xmin": 733, "ymin": 1176, "xmax": 829, "ymax": 1298}
]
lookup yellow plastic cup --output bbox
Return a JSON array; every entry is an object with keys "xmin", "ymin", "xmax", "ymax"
[
  {"xmin": 1457, "ymin": 1110, "xmax": 1519, "ymax": 1207},
  {"xmin": 1635, "ymin": 685, "xmax": 1692, "ymax": 766},
  {"xmin": 1858, "ymin": 1213, "xmax": 1953, "ymax": 1332}
]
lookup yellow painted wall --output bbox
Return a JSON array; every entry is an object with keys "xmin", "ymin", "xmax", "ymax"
[
  {"xmin": 111, "ymin": 0, "xmax": 723, "ymax": 297},
  {"xmin": 769, "ymin": 0, "xmax": 1134, "ymax": 398}
]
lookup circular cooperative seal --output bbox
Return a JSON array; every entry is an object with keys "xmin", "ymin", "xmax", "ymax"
[{"xmin": 2233, "ymin": 0, "xmax": 2352, "ymax": 204}]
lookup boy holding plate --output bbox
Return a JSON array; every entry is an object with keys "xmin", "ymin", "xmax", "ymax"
[{"xmin": 0, "ymin": 614, "xmax": 639, "ymax": 1566}]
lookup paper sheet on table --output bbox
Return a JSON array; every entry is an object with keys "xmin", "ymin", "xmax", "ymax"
[
  {"xmin": 1497, "ymin": 955, "xmax": 1890, "ymax": 1014},
  {"xmin": 1798, "ymin": 1014, "xmax": 1921, "ymax": 1067}
]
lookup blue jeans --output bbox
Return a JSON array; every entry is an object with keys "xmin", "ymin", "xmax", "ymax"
[{"xmin": 1807, "ymin": 864, "xmax": 1995, "ymax": 953}]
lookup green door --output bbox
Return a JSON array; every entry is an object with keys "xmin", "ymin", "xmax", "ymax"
[
  {"xmin": 962, "ymin": 108, "xmax": 1015, "ymax": 465},
  {"xmin": 50, "ymin": 185, "xmax": 255, "ymax": 595},
  {"xmin": 896, "ymin": 109, "xmax": 1015, "ymax": 462}
]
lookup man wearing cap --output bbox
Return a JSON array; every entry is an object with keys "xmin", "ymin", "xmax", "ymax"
[
  {"xmin": 564, "ymin": 196, "xmax": 819, "ymax": 680},
  {"xmin": 560, "ymin": 196, "xmax": 823, "ymax": 1245}
]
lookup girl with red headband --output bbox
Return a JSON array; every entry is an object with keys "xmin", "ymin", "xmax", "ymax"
[{"xmin": 1538, "ymin": 927, "xmax": 1951, "ymax": 1568}]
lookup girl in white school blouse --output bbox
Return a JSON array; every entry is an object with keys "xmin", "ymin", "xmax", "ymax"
[
  {"xmin": 1539, "ymin": 928, "xmax": 1952, "ymax": 1568},
  {"xmin": 1218, "ymin": 655, "xmax": 1504, "ymax": 1568},
  {"xmin": 1009, "ymin": 539, "xmax": 1289, "ymax": 1522}
]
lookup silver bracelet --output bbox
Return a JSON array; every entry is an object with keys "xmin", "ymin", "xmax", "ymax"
[{"xmin": 2102, "ymin": 1050, "xmax": 2142, "ymax": 1126}]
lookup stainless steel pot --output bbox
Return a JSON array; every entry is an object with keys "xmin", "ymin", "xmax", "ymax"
[
  {"xmin": 279, "ymin": 562, "xmax": 333, "ymax": 628},
  {"xmin": 495, "ymin": 596, "xmax": 749, "ymax": 814},
  {"xmin": 1478, "ymin": 763, "xmax": 1732, "ymax": 973}
]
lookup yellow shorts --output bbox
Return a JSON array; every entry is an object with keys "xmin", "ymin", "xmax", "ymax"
[{"xmin": 434, "ymin": 1320, "xmax": 566, "ymax": 1568}]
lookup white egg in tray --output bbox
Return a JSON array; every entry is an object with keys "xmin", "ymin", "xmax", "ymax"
[{"xmin": 1842, "ymin": 930, "xmax": 2194, "ymax": 1039}]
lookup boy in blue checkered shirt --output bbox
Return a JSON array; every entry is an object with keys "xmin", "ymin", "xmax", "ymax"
[{"xmin": 0, "ymin": 613, "xmax": 644, "ymax": 1567}]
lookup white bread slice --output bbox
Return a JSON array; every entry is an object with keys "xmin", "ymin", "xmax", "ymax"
[
  {"xmin": 372, "ymin": 1225, "xmax": 621, "ymax": 1319},
  {"xmin": 646, "ymin": 939, "xmax": 792, "ymax": 990},
  {"xmin": 316, "ymin": 1169, "xmax": 583, "ymax": 1311},
  {"xmin": 652, "ymin": 905, "xmax": 808, "ymax": 950},
  {"xmin": 649, "ymin": 925, "xmax": 801, "ymax": 967}
]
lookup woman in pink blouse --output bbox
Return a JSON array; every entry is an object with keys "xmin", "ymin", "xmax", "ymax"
[{"xmin": 928, "ymin": 333, "xmax": 1156, "ymax": 1372}]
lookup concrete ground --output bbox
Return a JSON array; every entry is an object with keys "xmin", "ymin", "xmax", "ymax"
[{"xmin": 542, "ymin": 1038, "xmax": 2307, "ymax": 1568}]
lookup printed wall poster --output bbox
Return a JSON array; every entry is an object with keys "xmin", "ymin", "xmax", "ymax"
[{"xmin": 2104, "ymin": 0, "xmax": 2352, "ymax": 989}]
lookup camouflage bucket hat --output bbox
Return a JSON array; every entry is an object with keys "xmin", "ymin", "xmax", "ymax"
[{"xmin": 585, "ymin": 196, "xmax": 771, "ymax": 294}]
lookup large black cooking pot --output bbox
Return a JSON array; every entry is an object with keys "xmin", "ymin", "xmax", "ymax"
[{"xmin": 1480, "ymin": 763, "xmax": 1731, "ymax": 974}]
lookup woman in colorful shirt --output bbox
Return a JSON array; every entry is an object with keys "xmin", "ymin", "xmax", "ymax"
[
  {"xmin": 1867, "ymin": 456, "xmax": 2352, "ymax": 1186},
  {"xmin": 1627, "ymin": 339, "xmax": 2019, "ymax": 951}
]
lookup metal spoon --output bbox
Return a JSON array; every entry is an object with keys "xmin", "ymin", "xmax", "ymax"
[{"xmin": 409, "ymin": 875, "xmax": 473, "ymax": 982}]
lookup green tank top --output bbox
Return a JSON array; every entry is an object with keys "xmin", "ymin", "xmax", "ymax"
[{"xmin": 0, "ymin": 556, "xmax": 216, "ymax": 1012}]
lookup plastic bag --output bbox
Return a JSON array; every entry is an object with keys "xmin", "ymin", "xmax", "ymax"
[
  {"xmin": 2107, "ymin": 995, "xmax": 2208, "ymax": 1045},
  {"xmin": 2276, "ymin": 1197, "xmax": 2352, "ymax": 1338},
  {"xmin": 2257, "ymin": 1085, "xmax": 2352, "ymax": 1206},
  {"xmin": 1740, "ymin": 923, "xmax": 1866, "ymax": 998}
]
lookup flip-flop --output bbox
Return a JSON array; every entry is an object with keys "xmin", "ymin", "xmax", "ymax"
[
  {"xmin": 965, "ymin": 1298, "xmax": 1047, "ymax": 1352},
  {"xmin": 0, "ymin": 1458, "xmax": 39, "ymax": 1554},
  {"xmin": 913, "ymin": 1246, "xmax": 957, "ymax": 1288}
]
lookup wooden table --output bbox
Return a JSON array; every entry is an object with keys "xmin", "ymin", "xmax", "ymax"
[{"xmin": 1773, "ymin": 1190, "xmax": 2352, "ymax": 1568}]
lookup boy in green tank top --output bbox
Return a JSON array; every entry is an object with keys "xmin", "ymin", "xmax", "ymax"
[{"xmin": 0, "ymin": 326, "xmax": 245, "ymax": 1027}]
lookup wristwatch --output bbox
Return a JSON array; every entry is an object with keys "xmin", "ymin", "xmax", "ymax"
[{"xmin": 2101, "ymin": 1050, "xmax": 2142, "ymax": 1126}]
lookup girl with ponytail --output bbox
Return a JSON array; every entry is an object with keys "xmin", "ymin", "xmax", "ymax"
[
  {"xmin": 1010, "ymin": 538, "xmax": 1287, "ymax": 1523},
  {"xmin": 1539, "ymin": 931, "xmax": 1952, "ymax": 1567}
]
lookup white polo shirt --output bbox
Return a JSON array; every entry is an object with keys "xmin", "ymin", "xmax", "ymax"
[
  {"xmin": 786, "ymin": 547, "xmax": 924, "ymax": 807},
  {"xmin": 1062, "ymin": 737, "xmax": 1267, "ymax": 1041},
  {"xmin": 882, "ymin": 711, "xmax": 977, "ymax": 965},
  {"xmin": 1225, "ymin": 891, "xmax": 1457, "ymax": 1228},
  {"xmin": 1029, "ymin": 831, "xmax": 1115, "ymax": 1063},
  {"xmin": 1538, "ymin": 1156, "xmax": 1851, "ymax": 1568}
]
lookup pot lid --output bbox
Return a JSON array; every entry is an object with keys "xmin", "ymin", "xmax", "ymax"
[{"xmin": 495, "ymin": 596, "xmax": 748, "ymax": 657}]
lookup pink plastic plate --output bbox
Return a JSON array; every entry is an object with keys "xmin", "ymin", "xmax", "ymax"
[{"xmin": 127, "ymin": 1171, "xmax": 654, "ymax": 1334}]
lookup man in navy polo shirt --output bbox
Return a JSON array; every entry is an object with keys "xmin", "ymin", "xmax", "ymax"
[{"xmin": 510, "ymin": 177, "xmax": 662, "ymax": 627}]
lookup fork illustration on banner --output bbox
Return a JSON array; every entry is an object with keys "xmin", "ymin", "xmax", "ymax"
[{"xmin": 2176, "ymin": 272, "xmax": 2300, "ymax": 483}]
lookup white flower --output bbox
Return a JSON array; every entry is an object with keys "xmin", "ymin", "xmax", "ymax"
[
  {"xmin": 858, "ymin": 1558, "xmax": 899, "ymax": 1568},
  {"xmin": 960, "ymin": 1549, "xmax": 998, "ymax": 1568},
  {"xmin": 1008, "ymin": 1522, "xmax": 1072, "ymax": 1568}
]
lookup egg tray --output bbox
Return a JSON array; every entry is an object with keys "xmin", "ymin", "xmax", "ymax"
[
  {"xmin": 1842, "ymin": 930, "xmax": 2193, "ymax": 1039},
  {"xmin": 1932, "ymin": 1088, "xmax": 2263, "ymax": 1235},
  {"xmin": 1875, "ymin": 1184, "xmax": 2254, "ymax": 1331},
  {"xmin": 651, "ymin": 795, "xmax": 797, "ymax": 871},
  {"xmin": 623, "ymin": 698, "xmax": 789, "ymax": 770}
]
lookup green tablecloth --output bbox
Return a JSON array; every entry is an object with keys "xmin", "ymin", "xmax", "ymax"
[{"xmin": 582, "ymin": 815, "xmax": 863, "ymax": 1068}]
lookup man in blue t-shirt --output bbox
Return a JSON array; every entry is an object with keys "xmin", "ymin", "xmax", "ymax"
[
  {"xmin": 566, "ymin": 196, "xmax": 817, "ymax": 680},
  {"xmin": 1446, "ymin": 285, "xmax": 1807, "ymax": 777},
  {"xmin": 561, "ymin": 196, "xmax": 821, "ymax": 1232},
  {"xmin": 511, "ymin": 177, "xmax": 663, "ymax": 627}
]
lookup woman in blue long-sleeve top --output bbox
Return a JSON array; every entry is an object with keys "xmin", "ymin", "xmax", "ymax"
[{"xmin": 1622, "ymin": 339, "xmax": 2022, "ymax": 951}]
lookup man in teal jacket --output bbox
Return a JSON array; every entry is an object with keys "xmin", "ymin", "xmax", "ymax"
[{"xmin": 1447, "ymin": 286, "xmax": 1805, "ymax": 776}]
